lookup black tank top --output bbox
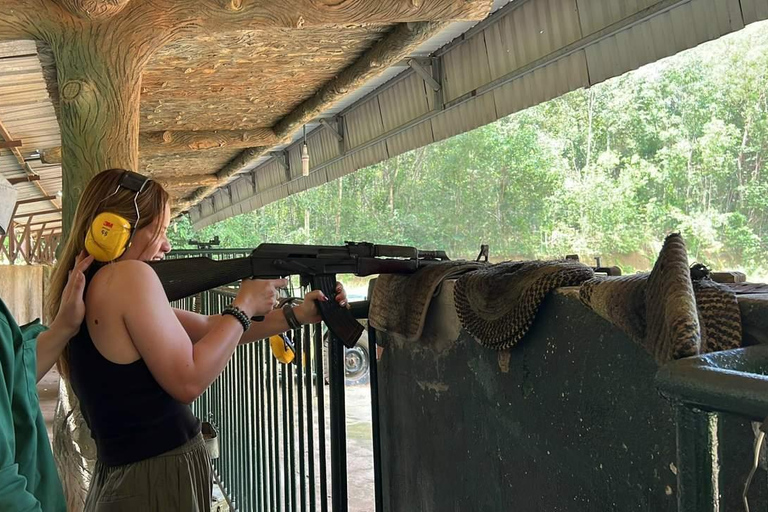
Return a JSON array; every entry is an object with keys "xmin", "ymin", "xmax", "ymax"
[{"xmin": 68, "ymin": 268, "xmax": 200, "ymax": 466}]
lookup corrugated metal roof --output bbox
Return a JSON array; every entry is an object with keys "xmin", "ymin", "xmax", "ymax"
[
  {"xmin": 191, "ymin": 0, "xmax": 768, "ymax": 228},
  {"xmin": 742, "ymin": 0, "xmax": 768, "ymax": 24},
  {"xmin": 0, "ymin": 39, "xmax": 62, "ymax": 236},
  {"xmin": 585, "ymin": 0, "xmax": 744, "ymax": 85}
]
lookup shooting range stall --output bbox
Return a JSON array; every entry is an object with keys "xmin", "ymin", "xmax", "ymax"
[{"xmin": 3, "ymin": 0, "xmax": 768, "ymax": 510}]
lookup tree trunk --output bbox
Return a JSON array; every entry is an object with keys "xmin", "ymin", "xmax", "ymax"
[
  {"xmin": 50, "ymin": 30, "xmax": 147, "ymax": 229},
  {"xmin": 388, "ymin": 157, "xmax": 400, "ymax": 213},
  {"xmin": 585, "ymin": 89, "xmax": 595, "ymax": 171},
  {"xmin": 45, "ymin": 23, "xmax": 166, "ymax": 511},
  {"xmin": 335, "ymin": 179, "xmax": 343, "ymax": 240}
]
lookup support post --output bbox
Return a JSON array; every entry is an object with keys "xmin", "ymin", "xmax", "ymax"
[{"xmin": 675, "ymin": 406, "xmax": 720, "ymax": 512}]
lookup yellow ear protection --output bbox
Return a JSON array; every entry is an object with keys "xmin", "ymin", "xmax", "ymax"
[
  {"xmin": 85, "ymin": 171, "xmax": 151, "ymax": 262},
  {"xmin": 269, "ymin": 333, "xmax": 296, "ymax": 364}
]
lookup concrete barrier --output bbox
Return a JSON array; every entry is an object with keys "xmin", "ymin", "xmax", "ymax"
[{"xmin": 0, "ymin": 264, "xmax": 49, "ymax": 324}]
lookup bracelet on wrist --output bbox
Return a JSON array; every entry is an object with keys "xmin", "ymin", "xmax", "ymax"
[
  {"xmin": 222, "ymin": 305, "xmax": 251, "ymax": 332},
  {"xmin": 282, "ymin": 303, "xmax": 302, "ymax": 330}
]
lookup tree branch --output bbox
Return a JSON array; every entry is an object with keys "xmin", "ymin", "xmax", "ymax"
[
  {"xmin": 41, "ymin": 128, "xmax": 278, "ymax": 163},
  {"xmin": 57, "ymin": 0, "xmax": 131, "ymax": 19},
  {"xmin": 0, "ymin": 1, "xmax": 47, "ymax": 41}
]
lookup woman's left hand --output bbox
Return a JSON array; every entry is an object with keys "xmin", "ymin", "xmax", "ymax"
[
  {"xmin": 51, "ymin": 250, "xmax": 94, "ymax": 338},
  {"xmin": 294, "ymin": 282, "xmax": 348, "ymax": 325}
]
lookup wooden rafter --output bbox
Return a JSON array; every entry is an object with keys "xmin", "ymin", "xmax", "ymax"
[
  {"xmin": 0, "ymin": 139, "xmax": 22, "ymax": 149},
  {"xmin": 12, "ymin": 207, "xmax": 61, "ymax": 219},
  {"xmin": 8, "ymin": 175, "xmax": 40, "ymax": 185},
  {"xmin": 173, "ymin": 20, "xmax": 452, "ymax": 213},
  {"xmin": 0, "ymin": 117, "xmax": 61, "ymax": 210},
  {"xmin": 40, "ymin": 128, "xmax": 280, "ymax": 164},
  {"xmin": 0, "ymin": 0, "xmax": 492, "ymax": 41},
  {"xmin": 15, "ymin": 195, "xmax": 57, "ymax": 205}
]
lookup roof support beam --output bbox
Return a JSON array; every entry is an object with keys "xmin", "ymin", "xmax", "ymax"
[
  {"xmin": 319, "ymin": 118, "xmax": 344, "ymax": 142},
  {"xmin": 8, "ymin": 175, "xmax": 41, "ymax": 185},
  {"xmin": 175, "ymin": 20, "xmax": 460, "ymax": 214},
  {"xmin": 0, "ymin": 139, "xmax": 22, "ymax": 149},
  {"xmin": 40, "ymin": 128, "xmax": 280, "ymax": 164},
  {"xmin": 15, "ymin": 195, "xmax": 57, "ymax": 206},
  {"xmin": 408, "ymin": 58, "xmax": 441, "ymax": 91},
  {"xmin": 162, "ymin": 0, "xmax": 492, "ymax": 33}
]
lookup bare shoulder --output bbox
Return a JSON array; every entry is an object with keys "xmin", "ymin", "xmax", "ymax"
[{"xmin": 90, "ymin": 259, "xmax": 161, "ymax": 296}]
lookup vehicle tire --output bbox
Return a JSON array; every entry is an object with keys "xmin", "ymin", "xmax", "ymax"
[{"xmin": 322, "ymin": 326, "xmax": 370, "ymax": 386}]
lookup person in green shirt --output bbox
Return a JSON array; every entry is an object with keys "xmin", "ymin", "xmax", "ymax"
[{"xmin": 0, "ymin": 174, "xmax": 93, "ymax": 511}]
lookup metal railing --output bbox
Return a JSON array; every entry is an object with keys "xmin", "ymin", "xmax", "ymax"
[
  {"xmin": 656, "ymin": 346, "xmax": 768, "ymax": 512},
  {"xmin": 167, "ymin": 249, "xmax": 380, "ymax": 512}
]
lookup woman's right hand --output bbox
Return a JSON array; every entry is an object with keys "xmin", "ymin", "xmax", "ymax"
[{"xmin": 234, "ymin": 278, "xmax": 288, "ymax": 318}]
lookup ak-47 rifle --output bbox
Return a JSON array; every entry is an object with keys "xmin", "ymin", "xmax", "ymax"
[{"xmin": 149, "ymin": 242, "xmax": 449, "ymax": 347}]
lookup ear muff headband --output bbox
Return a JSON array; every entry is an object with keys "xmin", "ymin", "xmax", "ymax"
[{"xmin": 85, "ymin": 171, "xmax": 151, "ymax": 262}]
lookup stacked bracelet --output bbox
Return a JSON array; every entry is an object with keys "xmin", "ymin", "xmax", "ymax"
[
  {"xmin": 222, "ymin": 305, "xmax": 251, "ymax": 332},
  {"xmin": 282, "ymin": 303, "xmax": 302, "ymax": 330}
]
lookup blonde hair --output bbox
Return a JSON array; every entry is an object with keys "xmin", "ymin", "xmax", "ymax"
[{"xmin": 47, "ymin": 168, "xmax": 169, "ymax": 376}]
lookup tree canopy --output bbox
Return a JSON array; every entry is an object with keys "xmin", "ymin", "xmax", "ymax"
[{"xmin": 172, "ymin": 21, "xmax": 768, "ymax": 280}]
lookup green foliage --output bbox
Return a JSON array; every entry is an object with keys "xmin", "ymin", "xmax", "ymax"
[{"xmin": 170, "ymin": 21, "xmax": 768, "ymax": 279}]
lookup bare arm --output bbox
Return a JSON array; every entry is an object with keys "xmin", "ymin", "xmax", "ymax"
[
  {"xmin": 36, "ymin": 252, "xmax": 93, "ymax": 382},
  {"xmin": 172, "ymin": 282, "xmax": 348, "ymax": 345},
  {"xmin": 174, "ymin": 307, "xmax": 291, "ymax": 345},
  {"xmin": 116, "ymin": 261, "xmax": 282, "ymax": 404}
]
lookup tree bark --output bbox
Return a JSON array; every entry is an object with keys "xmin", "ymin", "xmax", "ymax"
[
  {"xmin": 160, "ymin": 0, "xmax": 491, "ymax": 32},
  {"xmin": 44, "ymin": 7, "xmax": 180, "ymax": 228},
  {"xmin": 58, "ymin": 0, "xmax": 131, "ymax": 19},
  {"xmin": 40, "ymin": 129, "xmax": 278, "ymax": 164}
]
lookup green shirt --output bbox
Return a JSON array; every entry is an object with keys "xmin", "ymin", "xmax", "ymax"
[{"xmin": 0, "ymin": 298, "xmax": 66, "ymax": 512}]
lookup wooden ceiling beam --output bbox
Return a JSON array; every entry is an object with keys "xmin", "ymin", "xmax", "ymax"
[
  {"xmin": 15, "ymin": 195, "xmax": 57, "ymax": 205},
  {"xmin": 174, "ymin": 20, "xmax": 456, "ymax": 214},
  {"xmin": 12, "ymin": 208, "xmax": 61, "ymax": 219},
  {"xmin": 40, "ymin": 128, "xmax": 279, "ymax": 164},
  {"xmin": 8, "ymin": 175, "xmax": 40, "ymax": 185},
  {"xmin": 158, "ymin": 175, "xmax": 221, "ymax": 189},
  {"xmin": 169, "ymin": 0, "xmax": 492, "ymax": 32},
  {"xmin": 0, "ymin": 140, "xmax": 22, "ymax": 149},
  {"xmin": 0, "ymin": 117, "xmax": 61, "ymax": 210}
]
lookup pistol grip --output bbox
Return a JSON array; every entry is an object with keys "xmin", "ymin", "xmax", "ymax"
[{"xmin": 312, "ymin": 274, "xmax": 364, "ymax": 348}]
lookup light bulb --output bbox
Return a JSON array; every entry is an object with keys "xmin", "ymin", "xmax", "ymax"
[{"xmin": 301, "ymin": 142, "xmax": 310, "ymax": 177}]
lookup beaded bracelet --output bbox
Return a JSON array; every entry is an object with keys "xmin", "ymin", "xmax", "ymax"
[{"xmin": 222, "ymin": 305, "xmax": 251, "ymax": 332}]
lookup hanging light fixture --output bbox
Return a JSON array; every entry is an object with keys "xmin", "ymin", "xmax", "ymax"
[{"xmin": 301, "ymin": 125, "xmax": 310, "ymax": 177}]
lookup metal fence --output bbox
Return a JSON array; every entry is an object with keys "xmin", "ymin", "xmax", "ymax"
[{"xmin": 167, "ymin": 249, "xmax": 380, "ymax": 512}]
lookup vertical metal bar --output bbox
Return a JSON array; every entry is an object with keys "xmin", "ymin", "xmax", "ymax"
[
  {"xmin": 315, "ymin": 326, "xmax": 331, "ymax": 512},
  {"xmin": 248, "ymin": 345, "xmax": 256, "ymax": 511},
  {"xmin": 273, "ymin": 345, "xmax": 282, "ymax": 509},
  {"xmin": 282, "ymin": 351, "xmax": 291, "ymax": 512},
  {"xmin": 368, "ymin": 327, "xmax": 384, "ymax": 512},
  {"xmin": 675, "ymin": 406, "xmax": 719, "ymax": 512},
  {"xmin": 243, "ymin": 346, "xmax": 251, "ymax": 511},
  {"xmin": 296, "ymin": 326, "xmax": 307, "ymax": 512},
  {"xmin": 305, "ymin": 324, "xmax": 317, "ymax": 511},
  {"xmin": 288, "ymin": 329, "xmax": 297, "ymax": 512},
  {"xmin": 267, "ymin": 344, "xmax": 276, "ymax": 512},
  {"xmin": 258, "ymin": 342, "xmax": 268, "ymax": 511},
  {"xmin": 238, "ymin": 348, "xmax": 246, "ymax": 510},
  {"xmin": 327, "ymin": 329, "xmax": 347, "ymax": 512}
]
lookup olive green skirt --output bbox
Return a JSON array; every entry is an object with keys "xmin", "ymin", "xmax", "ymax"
[{"xmin": 84, "ymin": 434, "xmax": 212, "ymax": 512}]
